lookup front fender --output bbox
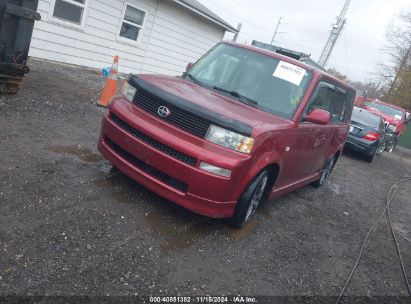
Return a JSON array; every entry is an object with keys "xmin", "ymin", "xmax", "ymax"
[{"xmin": 236, "ymin": 140, "xmax": 282, "ymax": 199}]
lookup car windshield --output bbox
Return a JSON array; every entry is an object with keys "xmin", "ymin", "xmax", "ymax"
[
  {"xmin": 351, "ymin": 107, "xmax": 380, "ymax": 128},
  {"xmin": 364, "ymin": 101, "xmax": 404, "ymax": 120},
  {"xmin": 187, "ymin": 44, "xmax": 313, "ymax": 119}
]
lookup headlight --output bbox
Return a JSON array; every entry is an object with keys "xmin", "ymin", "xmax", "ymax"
[
  {"xmin": 388, "ymin": 124, "xmax": 397, "ymax": 132},
  {"xmin": 206, "ymin": 125, "xmax": 254, "ymax": 153},
  {"xmin": 123, "ymin": 82, "xmax": 136, "ymax": 102}
]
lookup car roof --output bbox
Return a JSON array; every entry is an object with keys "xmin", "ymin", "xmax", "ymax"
[
  {"xmin": 367, "ymin": 99, "xmax": 406, "ymax": 112},
  {"xmin": 223, "ymin": 42, "xmax": 355, "ymax": 91}
]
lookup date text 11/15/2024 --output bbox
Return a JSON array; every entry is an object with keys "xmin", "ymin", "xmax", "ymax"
[{"xmin": 149, "ymin": 296, "xmax": 257, "ymax": 303}]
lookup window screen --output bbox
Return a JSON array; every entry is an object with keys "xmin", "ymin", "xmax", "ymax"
[
  {"xmin": 53, "ymin": 0, "xmax": 85, "ymax": 25},
  {"xmin": 120, "ymin": 5, "xmax": 145, "ymax": 42}
]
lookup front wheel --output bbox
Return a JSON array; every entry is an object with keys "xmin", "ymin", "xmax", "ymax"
[
  {"xmin": 312, "ymin": 155, "xmax": 336, "ymax": 188},
  {"xmin": 230, "ymin": 170, "xmax": 269, "ymax": 228}
]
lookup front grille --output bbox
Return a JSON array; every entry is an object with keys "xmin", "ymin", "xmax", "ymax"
[
  {"xmin": 111, "ymin": 114, "xmax": 197, "ymax": 167},
  {"xmin": 133, "ymin": 90, "xmax": 211, "ymax": 138},
  {"xmin": 105, "ymin": 138, "xmax": 188, "ymax": 193}
]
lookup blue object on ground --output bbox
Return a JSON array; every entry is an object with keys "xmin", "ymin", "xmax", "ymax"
[{"xmin": 102, "ymin": 67, "xmax": 111, "ymax": 77}]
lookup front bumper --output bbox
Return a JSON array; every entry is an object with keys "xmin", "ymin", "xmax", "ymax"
[
  {"xmin": 98, "ymin": 98, "xmax": 253, "ymax": 218},
  {"xmin": 345, "ymin": 135, "xmax": 377, "ymax": 156}
]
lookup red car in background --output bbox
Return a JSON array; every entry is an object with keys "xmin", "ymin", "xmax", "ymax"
[{"xmin": 355, "ymin": 97, "xmax": 408, "ymax": 136}]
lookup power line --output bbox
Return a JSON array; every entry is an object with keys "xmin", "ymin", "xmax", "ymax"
[
  {"xmin": 223, "ymin": 0, "xmax": 276, "ymax": 26},
  {"xmin": 200, "ymin": 0, "xmax": 270, "ymax": 33}
]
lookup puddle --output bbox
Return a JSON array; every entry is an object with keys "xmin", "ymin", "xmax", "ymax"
[
  {"xmin": 92, "ymin": 170, "xmax": 216, "ymax": 252},
  {"xmin": 258, "ymin": 200, "xmax": 273, "ymax": 219},
  {"xmin": 48, "ymin": 145, "xmax": 103, "ymax": 162},
  {"xmin": 229, "ymin": 217, "xmax": 259, "ymax": 240},
  {"xmin": 91, "ymin": 160, "xmax": 260, "ymax": 251},
  {"xmin": 99, "ymin": 160, "xmax": 116, "ymax": 174},
  {"xmin": 326, "ymin": 181, "xmax": 341, "ymax": 195},
  {"xmin": 143, "ymin": 211, "xmax": 223, "ymax": 252}
]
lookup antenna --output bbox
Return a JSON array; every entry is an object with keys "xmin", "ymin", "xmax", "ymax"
[{"xmin": 318, "ymin": 0, "xmax": 350, "ymax": 68}]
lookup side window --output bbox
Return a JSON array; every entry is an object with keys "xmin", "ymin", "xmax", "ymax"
[
  {"xmin": 330, "ymin": 89, "xmax": 349, "ymax": 123},
  {"xmin": 119, "ymin": 4, "xmax": 146, "ymax": 43},
  {"xmin": 306, "ymin": 82, "xmax": 335, "ymax": 115},
  {"xmin": 52, "ymin": 0, "xmax": 86, "ymax": 25},
  {"xmin": 305, "ymin": 82, "xmax": 351, "ymax": 124}
]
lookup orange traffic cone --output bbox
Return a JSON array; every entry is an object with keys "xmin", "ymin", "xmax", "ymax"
[{"xmin": 97, "ymin": 55, "xmax": 119, "ymax": 107}]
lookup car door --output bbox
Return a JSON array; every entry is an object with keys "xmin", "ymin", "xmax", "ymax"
[
  {"xmin": 280, "ymin": 81, "xmax": 336, "ymax": 184},
  {"xmin": 324, "ymin": 86, "xmax": 353, "ymax": 164}
]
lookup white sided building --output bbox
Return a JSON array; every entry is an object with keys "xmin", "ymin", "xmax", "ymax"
[{"xmin": 30, "ymin": 0, "xmax": 237, "ymax": 75}]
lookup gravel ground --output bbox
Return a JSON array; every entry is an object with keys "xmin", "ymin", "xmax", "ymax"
[{"xmin": 1, "ymin": 59, "xmax": 411, "ymax": 301}]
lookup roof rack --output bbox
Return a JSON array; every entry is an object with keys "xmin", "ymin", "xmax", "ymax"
[{"xmin": 251, "ymin": 40, "xmax": 324, "ymax": 71}]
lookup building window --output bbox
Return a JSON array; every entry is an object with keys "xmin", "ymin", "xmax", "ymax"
[
  {"xmin": 119, "ymin": 4, "xmax": 146, "ymax": 43},
  {"xmin": 52, "ymin": 0, "xmax": 86, "ymax": 25}
]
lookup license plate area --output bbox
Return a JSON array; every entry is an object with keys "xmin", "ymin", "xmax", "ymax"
[{"xmin": 349, "ymin": 124, "xmax": 362, "ymax": 134}]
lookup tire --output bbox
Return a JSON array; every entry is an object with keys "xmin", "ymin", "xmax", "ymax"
[
  {"xmin": 312, "ymin": 155, "xmax": 336, "ymax": 188},
  {"xmin": 230, "ymin": 170, "xmax": 269, "ymax": 228},
  {"xmin": 375, "ymin": 140, "xmax": 386, "ymax": 155},
  {"xmin": 364, "ymin": 153, "xmax": 374, "ymax": 162},
  {"xmin": 385, "ymin": 136, "xmax": 397, "ymax": 153}
]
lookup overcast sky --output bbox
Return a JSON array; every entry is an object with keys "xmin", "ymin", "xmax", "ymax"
[{"xmin": 197, "ymin": 0, "xmax": 410, "ymax": 82}]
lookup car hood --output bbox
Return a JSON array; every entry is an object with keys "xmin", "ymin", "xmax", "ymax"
[
  {"xmin": 137, "ymin": 74, "xmax": 292, "ymax": 133},
  {"xmin": 363, "ymin": 106, "xmax": 401, "ymax": 125}
]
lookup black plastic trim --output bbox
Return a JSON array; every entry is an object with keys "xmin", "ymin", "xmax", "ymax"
[{"xmin": 128, "ymin": 76, "xmax": 253, "ymax": 137}]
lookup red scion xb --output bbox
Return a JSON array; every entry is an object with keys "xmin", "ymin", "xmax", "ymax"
[{"xmin": 98, "ymin": 42, "xmax": 355, "ymax": 227}]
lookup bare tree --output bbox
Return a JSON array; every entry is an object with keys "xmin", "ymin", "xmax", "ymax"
[{"xmin": 379, "ymin": 10, "xmax": 411, "ymax": 109}]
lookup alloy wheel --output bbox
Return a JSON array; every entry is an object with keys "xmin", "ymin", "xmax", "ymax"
[
  {"xmin": 319, "ymin": 157, "xmax": 335, "ymax": 185},
  {"xmin": 245, "ymin": 173, "xmax": 268, "ymax": 222}
]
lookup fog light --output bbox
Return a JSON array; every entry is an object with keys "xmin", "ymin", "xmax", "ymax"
[{"xmin": 199, "ymin": 162, "xmax": 231, "ymax": 177}]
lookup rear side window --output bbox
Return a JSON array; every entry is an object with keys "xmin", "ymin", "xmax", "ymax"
[{"xmin": 305, "ymin": 81, "xmax": 353, "ymax": 123}]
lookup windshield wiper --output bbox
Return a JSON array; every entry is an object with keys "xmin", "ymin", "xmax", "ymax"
[
  {"xmin": 213, "ymin": 86, "xmax": 258, "ymax": 108},
  {"xmin": 186, "ymin": 73, "xmax": 204, "ymax": 86}
]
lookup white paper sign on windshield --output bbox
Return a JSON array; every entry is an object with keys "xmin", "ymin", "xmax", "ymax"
[{"xmin": 273, "ymin": 61, "xmax": 306, "ymax": 86}]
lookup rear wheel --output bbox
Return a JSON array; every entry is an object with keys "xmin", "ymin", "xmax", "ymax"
[
  {"xmin": 385, "ymin": 136, "xmax": 397, "ymax": 153},
  {"xmin": 375, "ymin": 140, "xmax": 386, "ymax": 155},
  {"xmin": 364, "ymin": 153, "xmax": 375, "ymax": 162},
  {"xmin": 312, "ymin": 155, "xmax": 336, "ymax": 188},
  {"xmin": 230, "ymin": 170, "xmax": 269, "ymax": 228}
]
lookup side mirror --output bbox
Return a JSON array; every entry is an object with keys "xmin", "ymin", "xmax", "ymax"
[
  {"xmin": 186, "ymin": 62, "xmax": 193, "ymax": 72},
  {"xmin": 305, "ymin": 109, "xmax": 331, "ymax": 125}
]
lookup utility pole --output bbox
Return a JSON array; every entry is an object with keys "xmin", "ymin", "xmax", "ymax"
[
  {"xmin": 271, "ymin": 17, "xmax": 283, "ymax": 45},
  {"xmin": 233, "ymin": 23, "xmax": 242, "ymax": 42},
  {"xmin": 318, "ymin": 0, "xmax": 350, "ymax": 68}
]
